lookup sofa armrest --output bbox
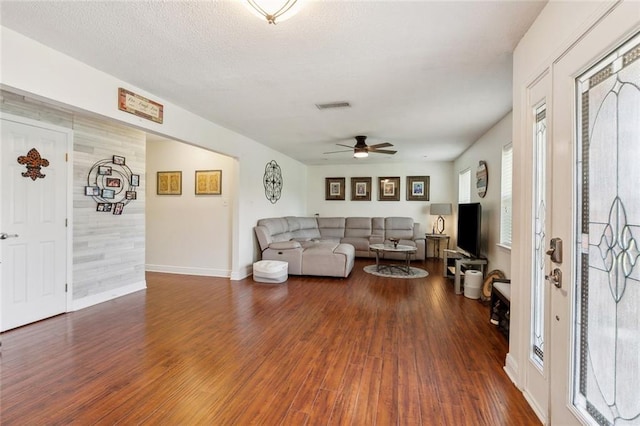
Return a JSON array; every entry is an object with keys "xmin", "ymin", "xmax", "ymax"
[{"xmin": 269, "ymin": 241, "xmax": 302, "ymax": 250}]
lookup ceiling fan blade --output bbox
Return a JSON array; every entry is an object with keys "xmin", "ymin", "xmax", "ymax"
[
  {"xmin": 323, "ymin": 149, "xmax": 353, "ymax": 154},
  {"xmin": 336, "ymin": 143, "xmax": 355, "ymax": 149},
  {"xmin": 370, "ymin": 149, "xmax": 397, "ymax": 155},
  {"xmin": 368, "ymin": 142, "xmax": 393, "ymax": 149}
]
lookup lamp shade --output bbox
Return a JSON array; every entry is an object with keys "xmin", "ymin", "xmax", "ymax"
[{"xmin": 430, "ymin": 203, "xmax": 452, "ymax": 216}]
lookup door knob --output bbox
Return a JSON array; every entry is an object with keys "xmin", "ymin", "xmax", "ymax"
[
  {"xmin": 0, "ymin": 233, "xmax": 19, "ymax": 240},
  {"xmin": 545, "ymin": 268, "xmax": 562, "ymax": 289}
]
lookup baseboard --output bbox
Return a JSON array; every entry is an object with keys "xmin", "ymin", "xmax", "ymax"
[
  {"xmin": 71, "ymin": 280, "xmax": 146, "ymax": 311},
  {"xmin": 230, "ymin": 265, "xmax": 253, "ymax": 281},
  {"xmin": 503, "ymin": 352, "xmax": 519, "ymax": 387},
  {"xmin": 145, "ymin": 264, "xmax": 231, "ymax": 278}
]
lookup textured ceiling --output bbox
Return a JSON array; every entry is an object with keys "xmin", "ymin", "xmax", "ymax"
[{"xmin": 0, "ymin": 0, "xmax": 546, "ymax": 165}]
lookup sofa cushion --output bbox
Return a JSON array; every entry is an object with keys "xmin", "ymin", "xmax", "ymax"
[
  {"xmin": 340, "ymin": 237, "xmax": 370, "ymax": 251},
  {"xmin": 317, "ymin": 217, "xmax": 346, "ymax": 240},
  {"xmin": 345, "ymin": 217, "xmax": 372, "ymax": 238},
  {"xmin": 385, "ymin": 217, "xmax": 414, "ymax": 240},
  {"xmin": 287, "ymin": 216, "xmax": 321, "ymax": 240}
]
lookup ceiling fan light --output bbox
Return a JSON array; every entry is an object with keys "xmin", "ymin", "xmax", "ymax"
[
  {"xmin": 354, "ymin": 149, "xmax": 368, "ymax": 158},
  {"xmin": 244, "ymin": 0, "xmax": 301, "ymax": 24}
]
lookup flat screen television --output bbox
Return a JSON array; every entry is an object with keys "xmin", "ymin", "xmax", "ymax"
[{"xmin": 456, "ymin": 203, "xmax": 482, "ymax": 258}]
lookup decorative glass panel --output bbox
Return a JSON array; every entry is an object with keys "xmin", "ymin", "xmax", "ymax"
[
  {"xmin": 500, "ymin": 143, "xmax": 513, "ymax": 247},
  {"xmin": 531, "ymin": 105, "xmax": 546, "ymax": 368},
  {"xmin": 574, "ymin": 35, "xmax": 640, "ymax": 425}
]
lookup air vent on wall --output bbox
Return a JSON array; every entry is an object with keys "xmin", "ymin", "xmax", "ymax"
[{"xmin": 315, "ymin": 101, "xmax": 351, "ymax": 110}]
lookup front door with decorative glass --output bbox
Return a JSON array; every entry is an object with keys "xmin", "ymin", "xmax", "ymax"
[{"xmin": 547, "ymin": 6, "xmax": 639, "ymax": 424}]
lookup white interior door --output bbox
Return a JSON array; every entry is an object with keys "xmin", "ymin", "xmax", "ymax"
[
  {"xmin": 548, "ymin": 5, "xmax": 639, "ymax": 425},
  {"xmin": 1, "ymin": 115, "xmax": 70, "ymax": 331}
]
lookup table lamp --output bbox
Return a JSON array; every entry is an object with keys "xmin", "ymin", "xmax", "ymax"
[{"xmin": 430, "ymin": 203, "xmax": 452, "ymax": 234}]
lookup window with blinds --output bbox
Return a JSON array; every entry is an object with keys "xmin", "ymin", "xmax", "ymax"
[{"xmin": 500, "ymin": 143, "xmax": 513, "ymax": 247}]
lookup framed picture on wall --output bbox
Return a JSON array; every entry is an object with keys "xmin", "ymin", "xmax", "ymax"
[
  {"xmin": 157, "ymin": 171, "xmax": 182, "ymax": 195},
  {"xmin": 130, "ymin": 174, "xmax": 140, "ymax": 186},
  {"xmin": 101, "ymin": 188, "xmax": 115, "ymax": 199},
  {"xmin": 325, "ymin": 177, "xmax": 345, "ymax": 200},
  {"xmin": 406, "ymin": 176, "xmax": 430, "ymax": 201},
  {"xmin": 378, "ymin": 176, "xmax": 400, "ymax": 201},
  {"xmin": 350, "ymin": 177, "xmax": 371, "ymax": 201},
  {"xmin": 195, "ymin": 170, "xmax": 222, "ymax": 195}
]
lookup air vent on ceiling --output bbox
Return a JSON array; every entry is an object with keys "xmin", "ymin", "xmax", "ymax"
[{"xmin": 315, "ymin": 101, "xmax": 351, "ymax": 110}]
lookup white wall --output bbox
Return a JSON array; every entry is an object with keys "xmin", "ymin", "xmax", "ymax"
[
  {"xmin": 453, "ymin": 112, "xmax": 512, "ymax": 275},
  {"xmin": 146, "ymin": 139, "xmax": 235, "ymax": 276},
  {"xmin": 307, "ymin": 161, "xmax": 455, "ymax": 236},
  {"xmin": 0, "ymin": 26, "xmax": 308, "ymax": 280}
]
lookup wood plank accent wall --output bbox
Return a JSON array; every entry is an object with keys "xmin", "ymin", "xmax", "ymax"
[{"xmin": 1, "ymin": 90, "xmax": 146, "ymax": 306}]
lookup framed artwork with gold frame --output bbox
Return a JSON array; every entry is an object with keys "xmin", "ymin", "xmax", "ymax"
[
  {"xmin": 195, "ymin": 170, "xmax": 222, "ymax": 195},
  {"xmin": 157, "ymin": 171, "xmax": 182, "ymax": 195}
]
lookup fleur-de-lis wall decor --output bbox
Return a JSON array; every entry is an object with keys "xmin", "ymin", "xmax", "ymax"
[{"xmin": 17, "ymin": 148, "xmax": 50, "ymax": 181}]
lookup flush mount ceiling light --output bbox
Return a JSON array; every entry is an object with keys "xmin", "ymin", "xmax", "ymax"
[
  {"xmin": 353, "ymin": 148, "xmax": 368, "ymax": 158},
  {"xmin": 245, "ymin": 0, "xmax": 301, "ymax": 24}
]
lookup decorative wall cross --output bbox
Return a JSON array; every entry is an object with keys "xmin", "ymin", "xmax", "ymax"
[{"xmin": 17, "ymin": 148, "xmax": 50, "ymax": 181}]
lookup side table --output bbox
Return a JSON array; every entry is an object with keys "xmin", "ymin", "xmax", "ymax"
[{"xmin": 425, "ymin": 233, "xmax": 450, "ymax": 258}]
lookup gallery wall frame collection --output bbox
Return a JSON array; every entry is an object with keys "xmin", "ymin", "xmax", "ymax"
[
  {"xmin": 324, "ymin": 176, "xmax": 430, "ymax": 201},
  {"xmin": 85, "ymin": 155, "xmax": 139, "ymax": 215}
]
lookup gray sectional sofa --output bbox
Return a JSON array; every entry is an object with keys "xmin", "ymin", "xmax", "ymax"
[{"xmin": 254, "ymin": 216, "xmax": 425, "ymax": 278}]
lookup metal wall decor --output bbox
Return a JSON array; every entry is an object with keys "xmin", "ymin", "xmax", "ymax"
[
  {"xmin": 85, "ymin": 155, "xmax": 139, "ymax": 215},
  {"xmin": 263, "ymin": 160, "xmax": 283, "ymax": 204},
  {"xmin": 17, "ymin": 148, "xmax": 49, "ymax": 181}
]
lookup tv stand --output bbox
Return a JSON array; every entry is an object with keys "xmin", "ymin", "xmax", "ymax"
[{"xmin": 443, "ymin": 249, "xmax": 487, "ymax": 295}]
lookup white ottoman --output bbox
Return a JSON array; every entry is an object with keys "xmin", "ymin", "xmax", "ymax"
[{"xmin": 253, "ymin": 260, "xmax": 288, "ymax": 284}]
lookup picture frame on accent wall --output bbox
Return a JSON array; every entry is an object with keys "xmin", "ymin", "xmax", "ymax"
[
  {"xmin": 106, "ymin": 177, "xmax": 120, "ymax": 188},
  {"xmin": 350, "ymin": 177, "xmax": 371, "ymax": 201},
  {"xmin": 195, "ymin": 170, "xmax": 222, "ymax": 195},
  {"xmin": 157, "ymin": 171, "xmax": 182, "ymax": 195},
  {"xmin": 406, "ymin": 176, "xmax": 430, "ymax": 201},
  {"xmin": 113, "ymin": 202, "xmax": 124, "ymax": 215},
  {"xmin": 98, "ymin": 166, "xmax": 112, "ymax": 176},
  {"xmin": 130, "ymin": 174, "xmax": 140, "ymax": 186},
  {"xmin": 85, "ymin": 186, "xmax": 100, "ymax": 196},
  {"xmin": 325, "ymin": 177, "xmax": 346, "ymax": 200},
  {"xmin": 378, "ymin": 176, "xmax": 400, "ymax": 201},
  {"xmin": 102, "ymin": 188, "xmax": 115, "ymax": 199},
  {"xmin": 96, "ymin": 203, "xmax": 112, "ymax": 212},
  {"xmin": 112, "ymin": 155, "xmax": 126, "ymax": 165}
]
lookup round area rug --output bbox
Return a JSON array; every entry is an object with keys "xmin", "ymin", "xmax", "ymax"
[{"xmin": 363, "ymin": 264, "xmax": 429, "ymax": 279}]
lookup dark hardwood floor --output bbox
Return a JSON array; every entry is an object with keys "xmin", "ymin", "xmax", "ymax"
[{"xmin": 0, "ymin": 258, "xmax": 540, "ymax": 425}]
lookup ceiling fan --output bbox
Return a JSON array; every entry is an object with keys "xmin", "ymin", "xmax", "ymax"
[{"xmin": 323, "ymin": 135, "xmax": 397, "ymax": 158}]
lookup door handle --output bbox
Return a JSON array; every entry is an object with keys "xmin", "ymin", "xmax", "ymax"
[
  {"xmin": 545, "ymin": 268, "xmax": 562, "ymax": 289},
  {"xmin": 0, "ymin": 233, "xmax": 19, "ymax": 240},
  {"xmin": 546, "ymin": 237, "xmax": 563, "ymax": 263}
]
